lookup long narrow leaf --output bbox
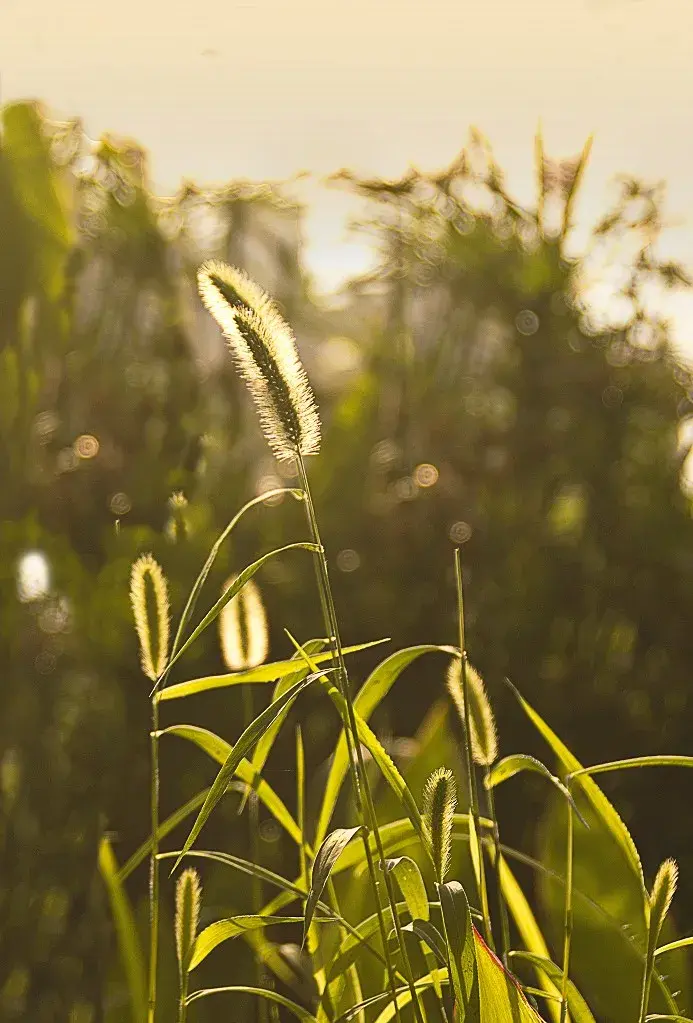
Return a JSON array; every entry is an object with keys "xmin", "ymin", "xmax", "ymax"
[
  {"xmin": 507, "ymin": 680, "xmax": 647, "ymax": 903},
  {"xmin": 385, "ymin": 856, "xmax": 430, "ymax": 922},
  {"xmin": 158, "ymin": 639, "xmax": 386, "ymax": 702},
  {"xmin": 315, "ymin": 645, "xmax": 455, "ymax": 845},
  {"xmin": 190, "ymin": 914, "xmax": 336, "ymax": 971},
  {"xmin": 509, "ymin": 951, "xmax": 596, "ymax": 1023},
  {"xmin": 171, "ymin": 669, "xmax": 329, "ymax": 872},
  {"xmin": 485, "ymin": 754, "xmax": 587, "ymax": 826},
  {"xmin": 438, "ymin": 880, "xmax": 479, "ymax": 1020},
  {"xmin": 303, "ymin": 827, "xmax": 363, "ymax": 946},
  {"xmin": 155, "ymin": 724, "xmax": 303, "ymax": 846},
  {"xmin": 98, "ymin": 838, "xmax": 147, "ymax": 1023},
  {"xmin": 118, "ymin": 788, "xmax": 209, "ymax": 882},
  {"xmin": 159, "ymin": 543, "xmax": 320, "ymax": 683},
  {"xmin": 186, "ymin": 985, "xmax": 318, "ymax": 1021}
]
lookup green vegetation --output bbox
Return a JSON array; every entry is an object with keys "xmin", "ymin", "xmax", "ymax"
[{"xmin": 2, "ymin": 100, "xmax": 693, "ymax": 1020}]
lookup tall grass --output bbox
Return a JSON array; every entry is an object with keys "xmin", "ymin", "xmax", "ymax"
[{"xmin": 103, "ymin": 263, "xmax": 693, "ymax": 1023}]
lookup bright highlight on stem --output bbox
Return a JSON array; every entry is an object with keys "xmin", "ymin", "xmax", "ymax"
[{"xmin": 197, "ymin": 260, "xmax": 320, "ymax": 462}]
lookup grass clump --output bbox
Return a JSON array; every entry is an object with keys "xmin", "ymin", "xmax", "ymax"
[{"xmin": 102, "ymin": 263, "xmax": 693, "ymax": 1023}]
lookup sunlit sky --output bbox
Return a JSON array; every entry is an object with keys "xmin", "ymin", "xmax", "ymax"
[{"xmin": 2, "ymin": 0, "xmax": 693, "ymax": 352}]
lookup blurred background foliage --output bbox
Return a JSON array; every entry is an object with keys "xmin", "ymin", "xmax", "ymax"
[{"xmin": 1, "ymin": 100, "xmax": 693, "ymax": 1021}]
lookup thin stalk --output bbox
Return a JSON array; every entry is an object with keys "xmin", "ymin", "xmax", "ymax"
[
  {"xmin": 638, "ymin": 917, "xmax": 658, "ymax": 1023},
  {"xmin": 178, "ymin": 972, "xmax": 189, "ymax": 1023},
  {"xmin": 243, "ymin": 683, "xmax": 268, "ymax": 1023},
  {"xmin": 559, "ymin": 797, "xmax": 574, "ymax": 1023},
  {"xmin": 453, "ymin": 550, "xmax": 493, "ymax": 950},
  {"xmin": 148, "ymin": 699, "xmax": 159, "ymax": 1023},
  {"xmin": 484, "ymin": 768, "xmax": 511, "ymax": 966},
  {"xmin": 297, "ymin": 454, "xmax": 423, "ymax": 1023}
]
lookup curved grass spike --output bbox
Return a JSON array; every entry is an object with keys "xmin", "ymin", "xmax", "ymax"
[
  {"xmin": 129, "ymin": 554, "xmax": 170, "ymax": 1023},
  {"xmin": 639, "ymin": 859, "xmax": 679, "ymax": 1023},
  {"xmin": 175, "ymin": 868, "xmax": 202, "ymax": 1023},
  {"xmin": 423, "ymin": 768, "xmax": 457, "ymax": 884},
  {"xmin": 219, "ymin": 574, "xmax": 269, "ymax": 671},
  {"xmin": 197, "ymin": 261, "xmax": 320, "ymax": 462},
  {"xmin": 446, "ymin": 658, "xmax": 498, "ymax": 768}
]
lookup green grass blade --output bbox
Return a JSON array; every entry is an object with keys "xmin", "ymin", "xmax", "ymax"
[
  {"xmin": 171, "ymin": 670, "xmax": 328, "ymax": 873},
  {"xmin": 158, "ymin": 640, "xmax": 387, "ymax": 702},
  {"xmin": 165, "ymin": 488, "xmax": 303, "ymax": 672},
  {"xmin": 155, "ymin": 723, "xmax": 304, "ymax": 846},
  {"xmin": 244, "ymin": 640, "xmax": 326, "ymax": 814},
  {"xmin": 98, "ymin": 837, "xmax": 147, "ymax": 1023},
  {"xmin": 569, "ymin": 757, "xmax": 693, "ymax": 780},
  {"xmin": 509, "ymin": 951, "xmax": 595, "ymax": 1023},
  {"xmin": 385, "ymin": 856, "xmax": 430, "ymax": 922},
  {"xmin": 157, "ymin": 543, "xmax": 320, "ymax": 685},
  {"xmin": 190, "ymin": 915, "xmax": 335, "ymax": 971},
  {"xmin": 186, "ymin": 985, "xmax": 318, "ymax": 1021},
  {"xmin": 438, "ymin": 880, "xmax": 479, "ymax": 1021},
  {"xmin": 321, "ymin": 677, "xmax": 432, "ymax": 860},
  {"xmin": 475, "ymin": 931, "xmax": 545, "ymax": 1023},
  {"xmin": 315, "ymin": 645, "xmax": 455, "ymax": 845},
  {"xmin": 485, "ymin": 754, "xmax": 586, "ymax": 825},
  {"xmin": 507, "ymin": 679, "xmax": 647, "ymax": 903},
  {"xmin": 117, "ymin": 789, "xmax": 209, "ymax": 882},
  {"xmin": 645, "ymin": 1016, "xmax": 693, "ymax": 1021},
  {"xmin": 655, "ymin": 937, "xmax": 693, "ymax": 957},
  {"xmin": 493, "ymin": 852, "xmax": 560, "ymax": 1023},
  {"xmin": 303, "ymin": 827, "xmax": 363, "ymax": 946},
  {"xmin": 403, "ymin": 920, "xmax": 448, "ymax": 966},
  {"xmin": 371, "ymin": 972, "xmax": 451, "ymax": 1023}
]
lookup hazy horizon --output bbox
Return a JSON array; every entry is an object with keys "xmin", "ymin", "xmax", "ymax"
[{"xmin": 3, "ymin": 0, "xmax": 692, "ymax": 351}]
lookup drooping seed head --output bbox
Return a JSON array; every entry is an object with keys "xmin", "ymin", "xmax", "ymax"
[
  {"xmin": 197, "ymin": 261, "xmax": 320, "ymax": 462},
  {"xmin": 219, "ymin": 575, "xmax": 269, "ymax": 671},
  {"xmin": 129, "ymin": 554, "xmax": 170, "ymax": 682},
  {"xmin": 446, "ymin": 658, "xmax": 498, "ymax": 767},
  {"xmin": 175, "ymin": 867, "xmax": 202, "ymax": 977},
  {"xmin": 423, "ymin": 767, "xmax": 457, "ymax": 883},
  {"xmin": 649, "ymin": 858, "xmax": 678, "ymax": 940}
]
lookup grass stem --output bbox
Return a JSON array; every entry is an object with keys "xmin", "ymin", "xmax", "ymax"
[
  {"xmin": 297, "ymin": 453, "xmax": 423, "ymax": 1023},
  {"xmin": 453, "ymin": 549, "xmax": 494, "ymax": 950},
  {"xmin": 559, "ymin": 796, "xmax": 574, "ymax": 1023},
  {"xmin": 148, "ymin": 699, "xmax": 160, "ymax": 1023}
]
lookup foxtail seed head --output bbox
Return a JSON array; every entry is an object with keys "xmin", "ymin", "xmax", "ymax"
[
  {"xmin": 447, "ymin": 659, "xmax": 498, "ymax": 767},
  {"xmin": 129, "ymin": 554, "xmax": 170, "ymax": 682},
  {"xmin": 423, "ymin": 767, "xmax": 457, "ymax": 883},
  {"xmin": 175, "ymin": 867, "xmax": 202, "ymax": 977},
  {"xmin": 650, "ymin": 858, "xmax": 678, "ymax": 940},
  {"xmin": 197, "ymin": 261, "xmax": 320, "ymax": 462},
  {"xmin": 219, "ymin": 575, "xmax": 269, "ymax": 671}
]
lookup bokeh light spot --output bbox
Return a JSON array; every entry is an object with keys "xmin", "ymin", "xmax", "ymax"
[
  {"xmin": 515, "ymin": 310, "xmax": 539, "ymax": 336},
  {"xmin": 74, "ymin": 434, "xmax": 99, "ymax": 459},
  {"xmin": 336, "ymin": 549, "xmax": 360, "ymax": 573},
  {"xmin": 414, "ymin": 463, "xmax": 439, "ymax": 488},
  {"xmin": 17, "ymin": 550, "xmax": 51, "ymax": 602},
  {"xmin": 449, "ymin": 521, "xmax": 473, "ymax": 544},
  {"xmin": 109, "ymin": 492, "xmax": 132, "ymax": 515}
]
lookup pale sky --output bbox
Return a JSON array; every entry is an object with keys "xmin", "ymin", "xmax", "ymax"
[{"xmin": 2, "ymin": 0, "xmax": 693, "ymax": 351}]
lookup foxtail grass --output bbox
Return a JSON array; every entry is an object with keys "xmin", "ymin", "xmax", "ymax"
[
  {"xmin": 175, "ymin": 868, "xmax": 201, "ymax": 1023},
  {"xmin": 130, "ymin": 554, "xmax": 171, "ymax": 1023}
]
